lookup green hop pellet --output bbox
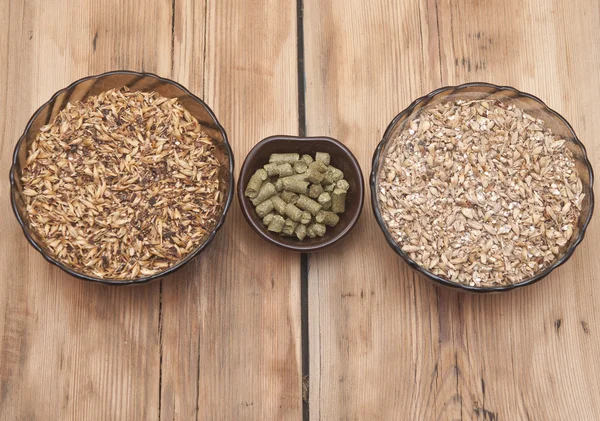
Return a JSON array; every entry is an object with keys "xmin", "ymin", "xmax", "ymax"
[
  {"xmin": 282, "ymin": 218, "xmax": 299, "ymax": 236},
  {"xmin": 331, "ymin": 188, "xmax": 346, "ymax": 213},
  {"xmin": 301, "ymin": 154, "xmax": 314, "ymax": 165},
  {"xmin": 300, "ymin": 211, "xmax": 312, "ymax": 225},
  {"xmin": 306, "ymin": 168, "xmax": 325, "ymax": 184},
  {"xmin": 296, "ymin": 194, "xmax": 322, "ymax": 216},
  {"xmin": 315, "ymin": 152, "xmax": 331, "ymax": 165},
  {"xmin": 275, "ymin": 178, "xmax": 284, "ymax": 192},
  {"xmin": 277, "ymin": 163, "xmax": 294, "ymax": 177},
  {"xmin": 322, "ymin": 169, "xmax": 334, "ymax": 185},
  {"xmin": 295, "ymin": 224, "xmax": 307, "ymax": 241},
  {"xmin": 262, "ymin": 213, "xmax": 275, "ymax": 226},
  {"xmin": 309, "ymin": 160, "xmax": 328, "ymax": 173},
  {"xmin": 317, "ymin": 192, "xmax": 332, "ymax": 210},
  {"xmin": 271, "ymin": 195, "xmax": 287, "ymax": 214},
  {"xmin": 284, "ymin": 203, "xmax": 304, "ymax": 222},
  {"xmin": 267, "ymin": 215, "xmax": 285, "ymax": 233},
  {"xmin": 330, "ymin": 167, "xmax": 344, "ymax": 182},
  {"xmin": 251, "ymin": 182, "xmax": 277, "ymax": 206},
  {"xmin": 323, "ymin": 166, "xmax": 344, "ymax": 185},
  {"xmin": 245, "ymin": 169, "xmax": 268, "ymax": 198},
  {"xmin": 281, "ymin": 177, "xmax": 309, "ymax": 195},
  {"xmin": 264, "ymin": 163, "xmax": 280, "ymax": 177},
  {"xmin": 280, "ymin": 190, "xmax": 299, "ymax": 204},
  {"xmin": 315, "ymin": 210, "xmax": 339, "ymax": 227},
  {"xmin": 306, "ymin": 225, "xmax": 317, "ymax": 238},
  {"xmin": 269, "ymin": 153, "xmax": 300, "ymax": 165},
  {"xmin": 308, "ymin": 223, "xmax": 326, "ymax": 237},
  {"xmin": 256, "ymin": 199, "xmax": 274, "ymax": 218},
  {"xmin": 293, "ymin": 160, "xmax": 308, "ymax": 174},
  {"xmin": 336, "ymin": 179, "xmax": 350, "ymax": 191},
  {"xmin": 324, "ymin": 183, "xmax": 335, "ymax": 193},
  {"xmin": 308, "ymin": 183, "xmax": 324, "ymax": 199}
]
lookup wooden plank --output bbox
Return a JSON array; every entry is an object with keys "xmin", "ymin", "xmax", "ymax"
[
  {"xmin": 435, "ymin": 1, "xmax": 600, "ymax": 419},
  {"xmin": 303, "ymin": 2, "xmax": 442, "ymax": 418},
  {"xmin": 0, "ymin": 1, "xmax": 172, "ymax": 419},
  {"xmin": 304, "ymin": 0, "xmax": 600, "ymax": 419},
  {"xmin": 159, "ymin": 0, "xmax": 303, "ymax": 420}
]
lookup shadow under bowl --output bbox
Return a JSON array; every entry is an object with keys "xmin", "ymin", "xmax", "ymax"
[
  {"xmin": 238, "ymin": 135, "xmax": 364, "ymax": 252},
  {"xmin": 371, "ymin": 82, "xmax": 594, "ymax": 293},
  {"xmin": 10, "ymin": 70, "xmax": 235, "ymax": 285}
]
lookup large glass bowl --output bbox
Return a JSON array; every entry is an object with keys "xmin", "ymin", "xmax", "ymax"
[
  {"xmin": 371, "ymin": 83, "xmax": 594, "ymax": 293},
  {"xmin": 10, "ymin": 71, "xmax": 234, "ymax": 285}
]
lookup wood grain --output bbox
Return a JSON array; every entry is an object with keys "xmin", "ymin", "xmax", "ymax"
[
  {"xmin": 2, "ymin": 0, "xmax": 600, "ymax": 420},
  {"xmin": 0, "ymin": 0, "xmax": 303, "ymax": 420},
  {"xmin": 0, "ymin": 0, "xmax": 174, "ymax": 420},
  {"xmin": 159, "ymin": 0, "xmax": 303, "ymax": 420},
  {"xmin": 304, "ymin": 0, "xmax": 600, "ymax": 420}
]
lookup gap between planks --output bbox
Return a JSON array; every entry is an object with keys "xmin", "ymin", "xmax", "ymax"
[{"xmin": 297, "ymin": 0, "xmax": 310, "ymax": 420}]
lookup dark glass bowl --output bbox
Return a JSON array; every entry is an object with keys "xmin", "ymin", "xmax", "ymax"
[
  {"xmin": 238, "ymin": 135, "xmax": 364, "ymax": 252},
  {"xmin": 10, "ymin": 70, "xmax": 234, "ymax": 285},
  {"xmin": 371, "ymin": 83, "xmax": 594, "ymax": 293}
]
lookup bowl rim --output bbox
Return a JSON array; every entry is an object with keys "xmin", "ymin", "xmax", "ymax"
[
  {"xmin": 9, "ymin": 70, "xmax": 235, "ymax": 285},
  {"xmin": 238, "ymin": 135, "xmax": 365, "ymax": 252},
  {"xmin": 370, "ymin": 81, "xmax": 595, "ymax": 293}
]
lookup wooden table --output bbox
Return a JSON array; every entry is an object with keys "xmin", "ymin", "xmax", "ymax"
[{"xmin": 1, "ymin": 0, "xmax": 599, "ymax": 419}]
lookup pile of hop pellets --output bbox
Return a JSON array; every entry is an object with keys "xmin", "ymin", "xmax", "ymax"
[{"xmin": 245, "ymin": 152, "xmax": 349, "ymax": 240}]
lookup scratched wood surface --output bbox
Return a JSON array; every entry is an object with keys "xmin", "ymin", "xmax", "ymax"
[
  {"xmin": 304, "ymin": 0, "xmax": 600, "ymax": 420},
  {"xmin": 2, "ymin": 0, "xmax": 600, "ymax": 420},
  {"xmin": 0, "ymin": 0, "xmax": 302, "ymax": 420},
  {"xmin": 0, "ymin": 0, "xmax": 172, "ymax": 419},
  {"xmin": 159, "ymin": 0, "xmax": 302, "ymax": 420}
]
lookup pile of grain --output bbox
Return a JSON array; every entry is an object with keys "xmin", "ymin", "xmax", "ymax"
[
  {"xmin": 378, "ymin": 99, "xmax": 584, "ymax": 286},
  {"xmin": 21, "ymin": 88, "xmax": 222, "ymax": 279}
]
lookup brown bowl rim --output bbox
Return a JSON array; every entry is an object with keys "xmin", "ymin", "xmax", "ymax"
[
  {"xmin": 238, "ymin": 135, "xmax": 365, "ymax": 252},
  {"xmin": 9, "ymin": 70, "xmax": 235, "ymax": 285},
  {"xmin": 370, "ymin": 82, "xmax": 595, "ymax": 293}
]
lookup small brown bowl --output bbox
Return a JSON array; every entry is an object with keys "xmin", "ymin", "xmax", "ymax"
[{"xmin": 238, "ymin": 135, "xmax": 364, "ymax": 252}]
